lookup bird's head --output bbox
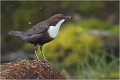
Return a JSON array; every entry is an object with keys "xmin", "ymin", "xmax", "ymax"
[
  {"xmin": 46, "ymin": 14, "xmax": 72, "ymax": 26},
  {"xmin": 49, "ymin": 14, "xmax": 72, "ymax": 20}
]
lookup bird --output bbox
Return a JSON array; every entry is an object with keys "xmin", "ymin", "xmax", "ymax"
[{"xmin": 9, "ymin": 14, "xmax": 72, "ymax": 62}]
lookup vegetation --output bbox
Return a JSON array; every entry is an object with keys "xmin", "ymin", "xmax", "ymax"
[
  {"xmin": 1, "ymin": 1, "xmax": 119, "ymax": 79},
  {"xmin": 22, "ymin": 21, "xmax": 119, "ymax": 79}
]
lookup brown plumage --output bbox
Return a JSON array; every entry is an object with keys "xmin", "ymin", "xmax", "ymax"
[{"xmin": 9, "ymin": 14, "xmax": 72, "ymax": 62}]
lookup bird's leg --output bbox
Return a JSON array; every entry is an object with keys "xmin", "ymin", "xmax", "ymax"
[
  {"xmin": 34, "ymin": 45, "xmax": 40, "ymax": 61},
  {"xmin": 39, "ymin": 45, "xmax": 51, "ymax": 67},
  {"xmin": 40, "ymin": 46, "xmax": 47, "ymax": 61},
  {"xmin": 34, "ymin": 45, "xmax": 47, "ymax": 65}
]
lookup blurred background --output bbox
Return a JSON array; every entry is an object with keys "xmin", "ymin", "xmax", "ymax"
[{"xmin": 1, "ymin": 1, "xmax": 119, "ymax": 79}]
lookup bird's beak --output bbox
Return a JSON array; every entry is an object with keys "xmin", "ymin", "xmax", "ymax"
[{"xmin": 65, "ymin": 16, "xmax": 72, "ymax": 20}]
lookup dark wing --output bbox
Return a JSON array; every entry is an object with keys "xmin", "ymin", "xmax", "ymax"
[
  {"xmin": 19, "ymin": 22, "xmax": 49, "ymax": 43},
  {"xmin": 22, "ymin": 22, "xmax": 49, "ymax": 36}
]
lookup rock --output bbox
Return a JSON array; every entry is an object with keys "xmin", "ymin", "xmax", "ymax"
[{"xmin": 0, "ymin": 59, "xmax": 67, "ymax": 79}]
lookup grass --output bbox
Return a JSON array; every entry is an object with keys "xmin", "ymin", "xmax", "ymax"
[{"xmin": 61, "ymin": 48, "xmax": 119, "ymax": 79}]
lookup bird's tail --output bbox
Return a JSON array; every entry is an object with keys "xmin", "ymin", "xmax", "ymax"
[{"xmin": 9, "ymin": 31, "xmax": 22, "ymax": 37}]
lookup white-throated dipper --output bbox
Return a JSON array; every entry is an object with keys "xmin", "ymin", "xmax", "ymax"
[{"xmin": 9, "ymin": 14, "xmax": 72, "ymax": 62}]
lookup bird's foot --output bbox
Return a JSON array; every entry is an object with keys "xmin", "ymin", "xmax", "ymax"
[
  {"xmin": 43, "ymin": 59, "xmax": 51, "ymax": 65},
  {"xmin": 37, "ymin": 60, "xmax": 51, "ymax": 69}
]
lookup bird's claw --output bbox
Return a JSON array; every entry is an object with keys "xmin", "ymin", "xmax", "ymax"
[{"xmin": 37, "ymin": 60, "xmax": 51, "ymax": 69}]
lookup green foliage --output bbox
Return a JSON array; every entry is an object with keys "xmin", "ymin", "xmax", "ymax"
[
  {"xmin": 21, "ymin": 19, "xmax": 119, "ymax": 79},
  {"xmin": 78, "ymin": 18, "xmax": 113, "ymax": 29},
  {"xmin": 75, "ymin": 52, "xmax": 119, "ymax": 79},
  {"xmin": 22, "ymin": 43, "xmax": 33, "ymax": 53},
  {"xmin": 110, "ymin": 25, "xmax": 119, "ymax": 34},
  {"xmin": 2, "ymin": 1, "xmax": 119, "ymax": 79},
  {"xmin": 78, "ymin": 2, "xmax": 105, "ymax": 14},
  {"xmin": 43, "ymin": 25, "xmax": 104, "ymax": 66},
  {"xmin": 13, "ymin": 2, "xmax": 40, "ymax": 30},
  {"xmin": 61, "ymin": 2, "xmax": 105, "ymax": 14}
]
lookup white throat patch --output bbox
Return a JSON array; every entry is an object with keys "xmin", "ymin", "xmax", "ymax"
[{"xmin": 47, "ymin": 19, "xmax": 65, "ymax": 38}]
